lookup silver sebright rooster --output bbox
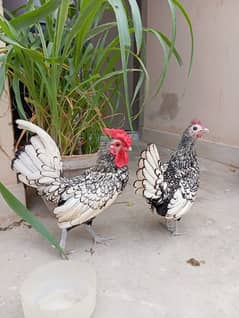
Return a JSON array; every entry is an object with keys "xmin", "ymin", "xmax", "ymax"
[
  {"xmin": 12, "ymin": 120, "xmax": 132, "ymax": 251},
  {"xmin": 134, "ymin": 120, "xmax": 209, "ymax": 234}
]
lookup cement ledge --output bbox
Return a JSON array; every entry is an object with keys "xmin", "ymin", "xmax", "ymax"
[{"xmin": 142, "ymin": 128, "xmax": 239, "ymax": 167}]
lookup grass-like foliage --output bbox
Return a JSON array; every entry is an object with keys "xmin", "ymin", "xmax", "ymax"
[{"xmin": 0, "ymin": 0, "xmax": 193, "ymax": 155}]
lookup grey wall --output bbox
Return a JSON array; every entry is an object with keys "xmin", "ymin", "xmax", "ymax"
[{"xmin": 142, "ymin": 0, "xmax": 239, "ymax": 165}]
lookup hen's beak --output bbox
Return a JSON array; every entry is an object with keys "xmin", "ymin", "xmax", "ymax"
[
  {"xmin": 197, "ymin": 127, "xmax": 209, "ymax": 139},
  {"xmin": 201, "ymin": 127, "xmax": 209, "ymax": 134},
  {"xmin": 196, "ymin": 127, "xmax": 209, "ymax": 139}
]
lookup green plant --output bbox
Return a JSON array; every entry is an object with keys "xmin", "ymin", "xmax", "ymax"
[
  {"xmin": 0, "ymin": 181, "xmax": 67, "ymax": 258},
  {"xmin": 0, "ymin": 0, "xmax": 193, "ymax": 155}
]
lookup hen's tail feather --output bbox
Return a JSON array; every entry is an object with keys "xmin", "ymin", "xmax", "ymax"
[
  {"xmin": 12, "ymin": 120, "xmax": 63, "ymax": 200},
  {"xmin": 133, "ymin": 144, "xmax": 166, "ymax": 200}
]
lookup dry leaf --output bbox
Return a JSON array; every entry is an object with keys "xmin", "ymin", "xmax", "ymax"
[{"xmin": 186, "ymin": 258, "xmax": 205, "ymax": 266}]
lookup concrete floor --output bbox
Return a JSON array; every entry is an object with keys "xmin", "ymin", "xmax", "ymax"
[{"xmin": 1, "ymin": 144, "xmax": 239, "ymax": 317}]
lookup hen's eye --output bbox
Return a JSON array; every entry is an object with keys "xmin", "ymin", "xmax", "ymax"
[
  {"xmin": 193, "ymin": 126, "xmax": 198, "ymax": 131},
  {"xmin": 115, "ymin": 142, "xmax": 121, "ymax": 147}
]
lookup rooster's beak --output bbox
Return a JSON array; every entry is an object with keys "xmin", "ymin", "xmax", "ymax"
[{"xmin": 125, "ymin": 146, "xmax": 132, "ymax": 151}]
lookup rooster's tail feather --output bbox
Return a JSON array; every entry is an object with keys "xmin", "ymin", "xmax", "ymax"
[{"xmin": 12, "ymin": 120, "xmax": 63, "ymax": 200}]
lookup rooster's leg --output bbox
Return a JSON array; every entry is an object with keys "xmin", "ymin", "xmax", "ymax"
[
  {"xmin": 59, "ymin": 228, "xmax": 68, "ymax": 250},
  {"xmin": 84, "ymin": 224, "xmax": 113, "ymax": 245},
  {"xmin": 59, "ymin": 228, "xmax": 76, "ymax": 256}
]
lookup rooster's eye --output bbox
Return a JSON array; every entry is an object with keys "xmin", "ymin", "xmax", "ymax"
[
  {"xmin": 193, "ymin": 126, "xmax": 198, "ymax": 131},
  {"xmin": 115, "ymin": 142, "xmax": 121, "ymax": 147}
]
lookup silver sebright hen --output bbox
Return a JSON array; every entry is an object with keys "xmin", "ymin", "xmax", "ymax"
[{"xmin": 134, "ymin": 120, "xmax": 209, "ymax": 234}]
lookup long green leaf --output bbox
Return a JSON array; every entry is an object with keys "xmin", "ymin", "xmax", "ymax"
[
  {"xmin": 107, "ymin": 0, "xmax": 132, "ymax": 130},
  {"xmin": 167, "ymin": 0, "xmax": 177, "ymax": 62},
  {"xmin": 65, "ymin": 0, "xmax": 102, "ymax": 53},
  {"xmin": 0, "ymin": 182, "xmax": 67, "ymax": 259},
  {"xmin": 63, "ymin": 0, "xmax": 103, "ymax": 70},
  {"xmin": 107, "ymin": 0, "xmax": 131, "ymax": 48},
  {"xmin": 128, "ymin": 26, "xmax": 182, "ymax": 67},
  {"xmin": 36, "ymin": 23, "xmax": 48, "ymax": 57},
  {"xmin": 128, "ymin": 0, "xmax": 142, "ymax": 54},
  {"xmin": 0, "ymin": 35, "xmax": 61, "ymax": 63},
  {"xmin": 158, "ymin": 31, "xmax": 183, "ymax": 66},
  {"xmin": 12, "ymin": 78, "xmax": 28, "ymax": 120},
  {"xmin": 0, "ymin": 16, "xmax": 18, "ymax": 39},
  {"xmin": 53, "ymin": 0, "xmax": 70, "ymax": 56},
  {"xmin": 145, "ymin": 28, "xmax": 169, "ymax": 96},
  {"xmin": 92, "ymin": 68, "xmax": 138, "ymax": 86},
  {"xmin": 173, "ymin": 0, "xmax": 194, "ymax": 75},
  {"xmin": 127, "ymin": 49, "xmax": 149, "ymax": 109},
  {"xmin": 0, "ymin": 54, "xmax": 7, "ymax": 96},
  {"xmin": 11, "ymin": 0, "xmax": 62, "ymax": 29},
  {"xmin": 87, "ymin": 22, "xmax": 117, "ymax": 41}
]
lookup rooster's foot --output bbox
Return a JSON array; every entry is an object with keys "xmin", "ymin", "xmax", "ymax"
[{"xmin": 65, "ymin": 249, "xmax": 76, "ymax": 255}]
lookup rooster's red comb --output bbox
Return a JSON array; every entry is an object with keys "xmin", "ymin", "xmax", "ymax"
[
  {"xmin": 103, "ymin": 128, "xmax": 132, "ymax": 148},
  {"xmin": 191, "ymin": 119, "xmax": 202, "ymax": 126}
]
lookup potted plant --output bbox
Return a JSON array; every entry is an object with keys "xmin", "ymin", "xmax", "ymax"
[{"xmin": 0, "ymin": 0, "xmax": 193, "ymax": 158}]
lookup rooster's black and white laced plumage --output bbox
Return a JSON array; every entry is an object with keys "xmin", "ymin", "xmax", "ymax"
[
  {"xmin": 12, "ymin": 120, "xmax": 132, "ymax": 251},
  {"xmin": 134, "ymin": 120, "xmax": 209, "ymax": 234}
]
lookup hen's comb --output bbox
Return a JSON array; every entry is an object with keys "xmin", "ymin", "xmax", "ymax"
[
  {"xmin": 103, "ymin": 128, "xmax": 132, "ymax": 148},
  {"xmin": 191, "ymin": 119, "xmax": 202, "ymax": 126}
]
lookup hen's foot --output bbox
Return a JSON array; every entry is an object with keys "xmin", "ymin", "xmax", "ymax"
[
  {"xmin": 84, "ymin": 224, "xmax": 114, "ymax": 245},
  {"xmin": 171, "ymin": 231, "xmax": 186, "ymax": 236},
  {"xmin": 166, "ymin": 219, "xmax": 186, "ymax": 236},
  {"xmin": 93, "ymin": 234, "xmax": 114, "ymax": 245}
]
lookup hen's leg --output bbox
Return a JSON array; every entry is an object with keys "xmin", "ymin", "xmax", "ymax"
[
  {"xmin": 166, "ymin": 219, "xmax": 184, "ymax": 236},
  {"xmin": 84, "ymin": 222, "xmax": 113, "ymax": 245}
]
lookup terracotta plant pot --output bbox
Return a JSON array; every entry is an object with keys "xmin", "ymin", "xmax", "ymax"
[{"xmin": 62, "ymin": 152, "xmax": 98, "ymax": 178}]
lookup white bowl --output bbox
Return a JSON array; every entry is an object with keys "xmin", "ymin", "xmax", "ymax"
[{"xmin": 20, "ymin": 260, "xmax": 96, "ymax": 318}]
